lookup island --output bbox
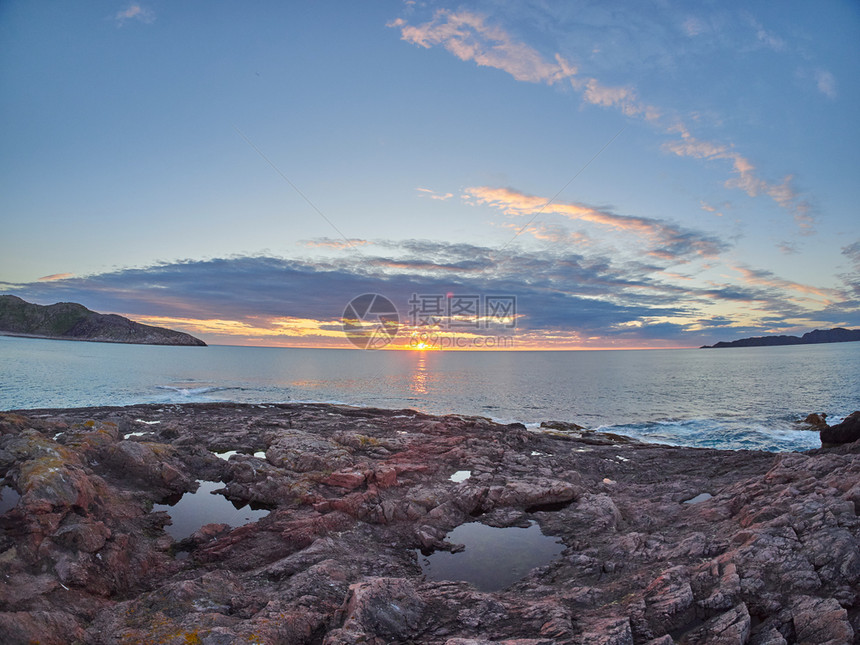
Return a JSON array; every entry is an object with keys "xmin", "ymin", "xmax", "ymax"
[
  {"xmin": 0, "ymin": 295, "xmax": 206, "ymax": 346},
  {"xmin": 701, "ymin": 327, "xmax": 860, "ymax": 349},
  {"xmin": 0, "ymin": 403, "xmax": 858, "ymax": 643}
]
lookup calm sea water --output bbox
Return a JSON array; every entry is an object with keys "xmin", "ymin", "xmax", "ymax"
[{"xmin": 1, "ymin": 335, "xmax": 858, "ymax": 451}]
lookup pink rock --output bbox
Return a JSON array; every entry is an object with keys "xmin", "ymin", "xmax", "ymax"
[
  {"xmin": 374, "ymin": 467, "xmax": 397, "ymax": 489},
  {"xmin": 323, "ymin": 470, "xmax": 366, "ymax": 490}
]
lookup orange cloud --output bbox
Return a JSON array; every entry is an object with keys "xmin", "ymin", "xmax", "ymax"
[
  {"xmin": 390, "ymin": 11, "xmax": 576, "ymax": 84},
  {"xmin": 466, "ymin": 186, "xmax": 723, "ymax": 259},
  {"xmin": 129, "ymin": 315, "xmax": 346, "ymax": 341},
  {"xmin": 416, "ymin": 187, "xmax": 454, "ymax": 201}
]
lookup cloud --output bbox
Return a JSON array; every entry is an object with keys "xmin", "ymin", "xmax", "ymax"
[
  {"xmin": 391, "ymin": 8, "xmax": 816, "ymax": 236},
  {"xmin": 814, "ymin": 69, "xmax": 837, "ymax": 99},
  {"xmin": 664, "ymin": 125, "xmax": 815, "ymax": 233},
  {"xmin": 682, "ymin": 17, "xmax": 706, "ymax": 37},
  {"xmin": 37, "ymin": 273, "xmax": 74, "ymax": 282},
  {"xmin": 777, "ymin": 241, "xmax": 799, "ymax": 255},
  {"xmin": 699, "ymin": 201, "xmax": 723, "ymax": 217},
  {"xmin": 301, "ymin": 238, "xmax": 370, "ymax": 249},
  {"xmin": 843, "ymin": 241, "xmax": 860, "ymax": 268},
  {"xmin": 389, "ymin": 11, "xmax": 576, "ymax": 84},
  {"xmin": 0, "ymin": 245, "xmax": 708, "ymax": 346},
  {"xmin": 465, "ymin": 185, "xmax": 727, "ymax": 260},
  {"xmin": 416, "ymin": 187, "xmax": 454, "ymax": 201},
  {"xmin": 582, "ymin": 79, "xmax": 659, "ymax": 120},
  {"xmin": 390, "ymin": 10, "xmax": 658, "ymax": 118},
  {"xmin": 5, "ymin": 241, "xmax": 854, "ymax": 348},
  {"xmin": 115, "ymin": 4, "xmax": 155, "ymax": 25},
  {"xmin": 732, "ymin": 266, "xmax": 835, "ymax": 302},
  {"xmin": 743, "ymin": 13, "xmax": 786, "ymax": 51}
]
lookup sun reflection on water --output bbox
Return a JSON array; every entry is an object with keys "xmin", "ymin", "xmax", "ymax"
[{"xmin": 410, "ymin": 352, "xmax": 428, "ymax": 395}]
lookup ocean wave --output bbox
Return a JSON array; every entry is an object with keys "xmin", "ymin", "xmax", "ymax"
[
  {"xmin": 152, "ymin": 384, "xmax": 250, "ymax": 402},
  {"xmin": 595, "ymin": 418, "xmax": 822, "ymax": 452}
]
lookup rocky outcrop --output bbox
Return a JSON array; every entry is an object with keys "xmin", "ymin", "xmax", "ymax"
[
  {"xmin": 0, "ymin": 295, "xmax": 206, "ymax": 346},
  {"xmin": 1, "ymin": 403, "xmax": 859, "ymax": 644},
  {"xmin": 701, "ymin": 327, "xmax": 860, "ymax": 349},
  {"xmin": 798, "ymin": 412, "xmax": 828, "ymax": 429},
  {"xmin": 821, "ymin": 411, "xmax": 860, "ymax": 447}
]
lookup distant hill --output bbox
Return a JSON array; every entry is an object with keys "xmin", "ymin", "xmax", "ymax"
[
  {"xmin": 701, "ymin": 327, "xmax": 860, "ymax": 349},
  {"xmin": 0, "ymin": 295, "xmax": 206, "ymax": 346}
]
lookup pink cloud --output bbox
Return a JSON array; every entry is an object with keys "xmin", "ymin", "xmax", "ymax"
[
  {"xmin": 115, "ymin": 4, "xmax": 155, "ymax": 25},
  {"xmin": 466, "ymin": 186, "xmax": 724, "ymax": 259},
  {"xmin": 391, "ymin": 10, "xmax": 575, "ymax": 85},
  {"xmin": 37, "ymin": 273, "xmax": 74, "ymax": 282}
]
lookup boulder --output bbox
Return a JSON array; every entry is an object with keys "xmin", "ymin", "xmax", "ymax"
[
  {"xmin": 540, "ymin": 420, "xmax": 585, "ymax": 431},
  {"xmin": 798, "ymin": 413, "xmax": 828, "ymax": 429},
  {"xmin": 820, "ymin": 411, "xmax": 860, "ymax": 446}
]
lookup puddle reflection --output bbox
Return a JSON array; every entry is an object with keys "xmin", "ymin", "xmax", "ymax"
[
  {"xmin": 418, "ymin": 521, "xmax": 564, "ymax": 591},
  {"xmin": 154, "ymin": 480, "xmax": 269, "ymax": 540}
]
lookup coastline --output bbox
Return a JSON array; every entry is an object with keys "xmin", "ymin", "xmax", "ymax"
[
  {"xmin": 0, "ymin": 331, "xmax": 207, "ymax": 346},
  {"xmin": 1, "ymin": 402, "xmax": 858, "ymax": 643}
]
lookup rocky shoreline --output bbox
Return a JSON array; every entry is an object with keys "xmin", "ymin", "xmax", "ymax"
[{"xmin": 1, "ymin": 403, "xmax": 858, "ymax": 644}]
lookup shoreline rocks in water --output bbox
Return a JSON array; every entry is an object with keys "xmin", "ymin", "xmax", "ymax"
[
  {"xmin": 0, "ymin": 403, "xmax": 859, "ymax": 644},
  {"xmin": 821, "ymin": 411, "xmax": 860, "ymax": 448}
]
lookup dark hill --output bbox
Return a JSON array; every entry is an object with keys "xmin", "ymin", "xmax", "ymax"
[
  {"xmin": 701, "ymin": 327, "xmax": 860, "ymax": 349},
  {"xmin": 0, "ymin": 295, "xmax": 206, "ymax": 346}
]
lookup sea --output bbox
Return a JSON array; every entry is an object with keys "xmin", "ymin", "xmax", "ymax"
[{"xmin": 1, "ymin": 335, "xmax": 858, "ymax": 452}]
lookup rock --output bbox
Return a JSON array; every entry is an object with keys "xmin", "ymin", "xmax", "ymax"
[
  {"xmin": 681, "ymin": 602, "xmax": 750, "ymax": 644},
  {"xmin": 820, "ymin": 411, "xmax": 860, "ymax": 446},
  {"xmin": 790, "ymin": 595, "xmax": 854, "ymax": 644},
  {"xmin": 0, "ymin": 403, "xmax": 858, "ymax": 643},
  {"xmin": 642, "ymin": 637, "xmax": 675, "ymax": 645},
  {"xmin": 798, "ymin": 413, "xmax": 828, "ymax": 429},
  {"xmin": 540, "ymin": 420, "xmax": 585, "ymax": 431},
  {"xmin": 322, "ymin": 470, "xmax": 367, "ymax": 490},
  {"xmin": 577, "ymin": 616, "xmax": 634, "ymax": 644},
  {"xmin": 330, "ymin": 578, "xmax": 425, "ymax": 642},
  {"xmin": 643, "ymin": 566, "xmax": 695, "ymax": 635},
  {"xmin": 0, "ymin": 610, "xmax": 86, "ymax": 645}
]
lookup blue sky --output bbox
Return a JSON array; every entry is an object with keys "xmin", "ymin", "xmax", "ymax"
[{"xmin": 1, "ymin": 1, "xmax": 858, "ymax": 349}]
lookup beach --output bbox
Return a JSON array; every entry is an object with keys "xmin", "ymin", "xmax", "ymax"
[{"xmin": 1, "ymin": 402, "xmax": 858, "ymax": 644}]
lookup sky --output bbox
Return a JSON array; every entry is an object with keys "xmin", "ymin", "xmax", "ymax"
[{"xmin": 1, "ymin": 1, "xmax": 859, "ymax": 350}]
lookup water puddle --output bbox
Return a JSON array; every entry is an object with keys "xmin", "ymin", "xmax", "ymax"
[
  {"xmin": 0, "ymin": 486, "xmax": 20, "ymax": 514},
  {"xmin": 153, "ymin": 480, "xmax": 270, "ymax": 540},
  {"xmin": 682, "ymin": 493, "xmax": 713, "ymax": 504},
  {"xmin": 418, "ymin": 521, "xmax": 564, "ymax": 591},
  {"xmin": 449, "ymin": 470, "xmax": 471, "ymax": 483}
]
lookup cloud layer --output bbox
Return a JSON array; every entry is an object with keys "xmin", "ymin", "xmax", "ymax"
[{"xmin": 4, "ymin": 234, "xmax": 855, "ymax": 349}]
